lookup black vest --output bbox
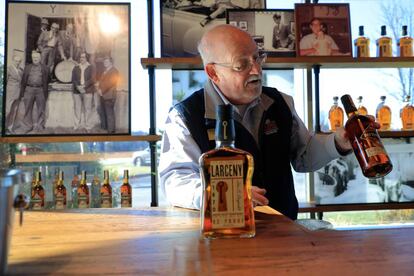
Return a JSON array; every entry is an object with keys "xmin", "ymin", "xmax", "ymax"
[{"xmin": 175, "ymin": 87, "xmax": 298, "ymax": 220}]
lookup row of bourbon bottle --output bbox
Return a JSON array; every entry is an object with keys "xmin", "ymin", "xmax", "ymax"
[
  {"xmin": 355, "ymin": 25, "xmax": 413, "ymax": 57},
  {"xmin": 31, "ymin": 169, "xmax": 132, "ymax": 210},
  {"xmin": 329, "ymin": 95, "xmax": 414, "ymax": 131}
]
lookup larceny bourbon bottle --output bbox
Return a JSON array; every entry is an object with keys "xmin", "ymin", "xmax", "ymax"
[
  {"xmin": 199, "ymin": 105, "xmax": 255, "ymax": 239},
  {"xmin": 355, "ymin": 26, "xmax": 370, "ymax": 57},
  {"xmin": 120, "ymin": 170, "xmax": 132, "ymax": 207},
  {"xmin": 100, "ymin": 170, "xmax": 112, "ymax": 208},
  {"xmin": 357, "ymin": 96, "xmax": 368, "ymax": 116},
  {"xmin": 77, "ymin": 171, "xmax": 90, "ymax": 208},
  {"xmin": 400, "ymin": 95, "xmax": 414, "ymax": 130},
  {"xmin": 376, "ymin": 95, "xmax": 392, "ymax": 130},
  {"xmin": 31, "ymin": 171, "xmax": 45, "ymax": 210},
  {"xmin": 377, "ymin": 25, "xmax": 392, "ymax": 57},
  {"xmin": 398, "ymin": 25, "xmax": 413, "ymax": 57},
  {"xmin": 341, "ymin": 95, "xmax": 393, "ymax": 178},
  {"xmin": 55, "ymin": 171, "xmax": 67, "ymax": 210},
  {"xmin": 328, "ymin": 96, "xmax": 344, "ymax": 131}
]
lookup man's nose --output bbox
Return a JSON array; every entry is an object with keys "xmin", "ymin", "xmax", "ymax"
[{"xmin": 249, "ymin": 60, "xmax": 262, "ymax": 74}]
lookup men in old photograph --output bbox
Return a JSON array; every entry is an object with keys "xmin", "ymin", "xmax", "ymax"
[
  {"xmin": 37, "ymin": 22, "xmax": 65, "ymax": 78},
  {"xmin": 272, "ymin": 13, "xmax": 294, "ymax": 50},
  {"xmin": 97, "ymin": 56, "xmax": 119, "ymax": 134},
  {"xmin": 18, "ymin": 51, "xmax": 49, "ymax": 134},
  {"xmin": 5, "ymin": 54, "xmax": 23, "ymax": 132},
  {"xmin": 71, "ymin": 52, "xmax": 98, "ymax": 132},
  {"xmin": 58, "ymin": 23, "xmax": 75, "ymax": 62}
]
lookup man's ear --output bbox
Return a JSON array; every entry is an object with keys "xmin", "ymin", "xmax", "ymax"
[{"xmin": 205, "ymin": 64, "xmax": 219, "ymax": 84}]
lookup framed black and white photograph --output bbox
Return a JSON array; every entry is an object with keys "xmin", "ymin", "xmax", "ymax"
[
  {"xmin": 227, "ymin": 9, "xmax": 295, "ymax": 57},
  {"xmin": 3, "ymin": 1, "xmax": 130, "ymax": 136},
  {"xmin": 295, "ymin": 3, "xmax": 352, "ymax": 57},
  {"xmin": 160, "ymin": 0, "xmax": 266, "ymax": 57}
]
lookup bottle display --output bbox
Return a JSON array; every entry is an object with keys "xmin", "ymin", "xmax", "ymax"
[
  {"xmin": 55, "ymin": 170, "xmax": 67, "ymax": 210},
  {"xmin": 355, "ymin": 26, "xmax": 370, "ymax": 57},
  {"xmin": 31, "ymin": 171, "xmax": 45, "ymax": 210},
  {"xmin": 376, "ymin": 25, "xmax": 392, "ymax": 57},
  {"xmin": 91, "ymin": 172, "xmax": 101, "ymax": 208},
  {"xmin": 328, "ymin": 96, "xmax": 344, "ymax": 131},
  {"xmin": 71, "ymin": 169, "xmax": 80, "ymax": 208},
  {"xmin": 120, "ymin": 169, "xmax": 132, "ymax": 208},
  {"xmin": 100, "ymin": 170, "xmax": 112, "ymax": 208},
  {"xmin": 376, "ymin": 95, "xmax": 392, "ymax": 130},
  {"xmin": 398, "ymin": 25, "xmax": 413, "ymax": 57},
  {"xmin": 341, "ymin": 94, "xmax": 393, "ymax": 178},
  {"xmin": 77, "ymin": 171, "xmax": 90, "ymax": 209},
  {"xmin": 199, "ymin": 105, "xmax": 255, "ymax": 239},
  {"xmin": 400, "ymin": 95, "xmax": 414, "ymax": 130},
  {"xmin": 356, "ymin": 96, "xmax": 368, "ymax": 116}
]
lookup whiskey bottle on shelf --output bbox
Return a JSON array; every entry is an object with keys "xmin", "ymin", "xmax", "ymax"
[
  {"xmin": 376, "ymin": 25, "xmax": 392, "ymax": 57},
  {"xmin": 71, "ymin": 169, "xmax": 80, "ymax": 208},
  {"xmin": 120, "ymin": 169, "xmax": 132, "ymax": 208},
  {"xmin": 400, "ymin": 95, "xmax": 414, "ymax": 130},
  {"xmin": 398, "ymin": 25, "xmax": 413, "ymax": 57},
  {"xmin": 199, "ymin": 105, "xmax": 255, "ymax": 239},
  {"xmin": 55, "ymin": 170, "xmax": 67, "ymax": 210},
  {"xmin": 355, "ymin": 26, "xmax": 370, "ymax": 57},
  {"xmin": 357, "ymin": 96, "xmax": 368, "ymax": 116},
  {"xmin": 77, "ymin": 170, "xmax": 90, "ymax": 209},
  {"xmin": 31, "ymin": 171, "xmax": 45, "ymax": 210},
  {"xmin": 341, "ymin": 94, "xmax": 393, "ymax": 178},
  {"xmin": 100, "ymin": 170, "xmax": 112, "ymax": 208},
  {"xmin": 91, "ymin": 171, "xmax": 101, "ymax": 208},
  {"xmin": 328, "ymin": 96, "xmax": 344, "ymax": 131},
  {"xmin": 376, "ymin": 95, "xmax": 392, "ymax": 130}
]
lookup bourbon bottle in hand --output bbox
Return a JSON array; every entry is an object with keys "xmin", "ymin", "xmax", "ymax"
[
  {"xmin": 341, "ymin": 94, "xmax": 393, "ymax": 178},
  {"xmin": 199, "ymin": 105, "xmax": 255, "ymax": 239}
]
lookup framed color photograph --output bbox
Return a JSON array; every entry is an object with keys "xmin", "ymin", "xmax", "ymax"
[
  {"xmin": 160, "ymin": 0, "xmax": 266, "ymax": 57},
  {"xmin": 3, "ymin": 1, "xmax": 131, "ymax": 136},
  {"xmin": 227, "ymin": 9, "xmax": 295, "ymax": 57},
  {"xmin": 295, "ymin": 3, "xmax": 352, "ymax": 57}
]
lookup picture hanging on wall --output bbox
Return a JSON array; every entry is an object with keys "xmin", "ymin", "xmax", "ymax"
[
  {"xmin": 2, "ymin": 1, "xmax": 131, "ymax": 137},
  {"xmin": 160, "ymin": 0, "xmax": 266, "ymax": 57},
  {"xmin": 227, "ymin": 9, "xmax": 296, "ymax": 57},
  {"xmin": 295, "ymin": 3, "xmax": 352, "ymax": 57}
]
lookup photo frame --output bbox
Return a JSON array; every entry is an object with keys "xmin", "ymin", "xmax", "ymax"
[
  {"xmin": 227, "ymin": 9, "xmax": 296, "ymax": 57},
  {"xmin": 295, "ymin": 3, "xmax": 352, "ymax": 57},
  {"xmin": 160, "ymin": 0, "xmax": 266, "ymax": 57},
  {"xmin": 3, "ymin": 1, "xmax": 131, "ymax": 137}
]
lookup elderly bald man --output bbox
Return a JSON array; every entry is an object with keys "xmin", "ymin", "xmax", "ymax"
[{"xmin": 159, "ymin": 25, "xmax": 352, "ymax": 220}]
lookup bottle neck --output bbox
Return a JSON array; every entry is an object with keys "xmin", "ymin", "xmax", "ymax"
[
  {"xmin": 216, "ymin": 140, "xmax": 235, "ymax": 148},
  {"xmin": 215, "ymin": 117, "xmax": 235, "ymax": 148}
]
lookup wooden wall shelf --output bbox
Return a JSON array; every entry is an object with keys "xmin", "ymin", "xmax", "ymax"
[
  {"xmin": 141, "ymin": 56, "xmax": 414, "ymax": 70},
  {"xmin": 0, "ymin": 135, "xmax": 162, "ymax": 144}
]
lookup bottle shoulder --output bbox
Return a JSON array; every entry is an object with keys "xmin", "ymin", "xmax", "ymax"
[{"xmin": 200, "ymin": 146, "xmax": 254, "ymax": 163}]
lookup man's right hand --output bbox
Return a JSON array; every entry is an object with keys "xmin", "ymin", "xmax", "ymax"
[{"xmin": 251, "ymin": 186, "xmax": 269, "ymax": 206}]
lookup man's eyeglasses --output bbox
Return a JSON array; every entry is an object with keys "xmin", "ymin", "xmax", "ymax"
[{"xmin": 211, "ymin": 53, "xmax": 267, "ymax": 72}]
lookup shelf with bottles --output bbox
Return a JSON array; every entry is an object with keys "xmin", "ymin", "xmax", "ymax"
[{"xmin": 325, "ymin": 94, "xmax": 414, "ymax": 138}]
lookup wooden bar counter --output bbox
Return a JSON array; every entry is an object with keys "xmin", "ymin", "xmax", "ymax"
[{"xmin": 6, "ymin": 207, "xmax": 414, "ymax": 275}]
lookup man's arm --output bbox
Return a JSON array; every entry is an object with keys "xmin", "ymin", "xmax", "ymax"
[
  {"xmin": 158, "ymin": 108, "xmax": 203, "ymax": 210},
  {"xmin": 280, "ymin": 93, "xmax": 351, "ymax": 172}
]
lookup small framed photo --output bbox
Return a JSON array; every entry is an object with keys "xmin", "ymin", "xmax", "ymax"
[
  {"xmin": 3, "ymin": 1, "xmax": 131, "ymax": 137},
  {"xmin": 227, "ymin": 9, "xmax": 296, "ymax": 57},
  {"xmin": 295, "ymin": 3, "xmax": 352, "ymax": 57},
  {"xmin": 160, "ymin": 0, "xmax": 266, "ymax": 57}
]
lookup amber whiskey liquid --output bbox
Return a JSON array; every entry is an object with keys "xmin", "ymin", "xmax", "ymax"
[
  {"xmin": 341, "ymin": 95, "xmax": 393, "ymax": 178},
  {"xmin": 55, "ymin": 171, "xmax": 67, "ymax": 210},
  {"xmin": 100, "ymin": 170, "xmax": 112, "ymax": 208},
  {"xmin": 400, "ymin": 95, "xmax": 414, "ymax": 130},
  {"xmin": 328, "ymin": 96, "xmax": 344, "ymax": 131},
  {"xmin": 31, "ymin": 171, "xmax": 45, "ymax": 210},
  {"xmin": 377, "ymin": 25, "xmax": 392, "ymax": 57},
  {"xmin": 357, "ymin": 96, "xmax": 368, "ymax": 116},
  {"xmin": 77, "ymin": 171, "xmax": 90, "ymax": 208},
  {"xmin": 376, "ymin": 96, "xmax": 392, "ymax": 130},
  {"xmin": 199, "ymin": 105, "xmax": 255, "ymax": 239},
  {"xmin": 355, "ymin": 26, "xmax": 370, "ymax": 57},
  {"xmin": 398, "ymin": 25, "xmax": 413, "ymax": 57},
  {"xmin": 120, "ymin": 170, "xmax": 132, "ymax": 208}
]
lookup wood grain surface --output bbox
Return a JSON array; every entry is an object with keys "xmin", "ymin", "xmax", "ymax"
[{"xmin": 6, "ymin": 208, "xmax": 414, "ymax": 275}]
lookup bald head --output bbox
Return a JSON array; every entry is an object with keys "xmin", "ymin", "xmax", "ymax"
[{"xmin": 198, "ymin": 25, "xmax": 257, "ymax": 66}]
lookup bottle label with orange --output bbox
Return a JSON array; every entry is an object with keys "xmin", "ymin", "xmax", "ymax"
[
  {"xmin": 360, "ymin": 127, "xmax": 386, "ymax": 158},
  {"xmin": 55, "ymin": 194, "xmax": 65, "ymax": 210},
  {"xmin": 210, "ymin": 159, "xmax": 245, "ymax": 229}
]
